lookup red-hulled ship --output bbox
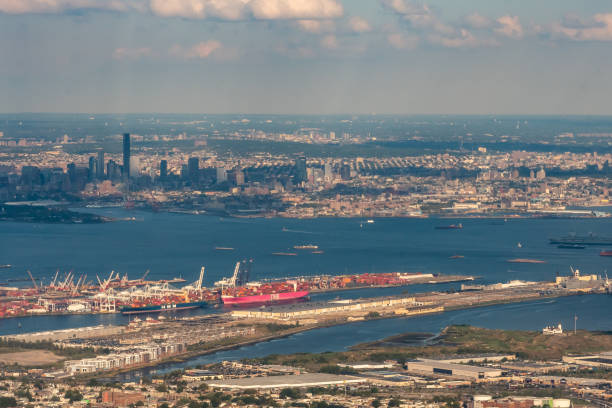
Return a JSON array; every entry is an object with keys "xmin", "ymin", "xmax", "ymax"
[
  {"xmin": 218, "ymin": 260, "xmax": 309, "ymax": 305},
  {"xmin": 600, "ymin": 250, "xmax": 612, "ymax": 257}
]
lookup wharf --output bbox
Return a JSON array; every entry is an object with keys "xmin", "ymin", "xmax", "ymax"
[{"xmin": 308, "ymin": 274, "xmax": 474, "ymax": 294}]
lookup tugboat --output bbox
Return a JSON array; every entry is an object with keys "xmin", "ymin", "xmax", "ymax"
[{"xmin": 435, "ymin": 223, "xmax": 463, "ymax": 230}]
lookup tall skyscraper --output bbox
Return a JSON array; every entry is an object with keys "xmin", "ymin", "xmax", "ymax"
[
  {"xmin": 97, "ymin": 151, "xmax": 105, "ymax": 179},
  {"xmin": 160, "ymin": 160, "xmax": 168, "ymax": 180},
  {"xmin": 216, "ymin": 167, "xmax": 227, "ymax": 184},
  {"xmin": 88, "ymin": 156, "xmax": 97, "ymax": 181},
  {"xmin": 295, "ymin": 157, "xmax": 307, "ymax": 183},
  {"xmin": 187, "ymin": 157, "xmax": 199, "ymax": 182},
  {"xmin": 233, "ymin": 168, "xmax": 245, "ymax": 186},
  {"xmin": 122, "ymin": 133, "xmax": 130, "ymax": 180}
]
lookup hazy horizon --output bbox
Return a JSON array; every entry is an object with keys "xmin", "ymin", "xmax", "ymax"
[{"xmin": 2, "ymin": 0, "xmax": 612, "ymax": 115}]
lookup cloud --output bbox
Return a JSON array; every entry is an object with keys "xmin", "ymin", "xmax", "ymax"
[
  {"xmin": 429, "ymin": 29, "xmax": 498, "ymax": 48},
  {"xmin": 170, "ymin": 40, "xmax": 222, "ymax": 58},
  {"xmin": 320, "ymin": 34, "xmax": 338, "ymax": 49},
  {"xmin": 380, "ymin": 0, "xmax": 453, "ymax": 35},
  {"xmin": 0, "ymin": 0, "xmax": 145, "ymax": 14},
  {"xmin": 249, "ymin": 0, "xmax": 342, "ymax": 20},
  {"xmin": 549, "ymin": 13, "xmax": 612, "ymax": 41},
  {"xmin": 149, "ymin": 0, "xmax": 248, "ymax": 20},
  {"xmin": 1, "ymin": 0, "xmax": 343, "ymax": 20},
  {"xmin": 295, "ymin": 19, "xmax": 335, "ymax": 33},
  {"xmin": 150, "ymin": 0, "xmax": 343, "ymax": 20},
  {"xmin": 112, "ymin": 47, "xmax": 153, "ymax": 60},
  {"xmin": 495, "ymin": 15, "xmax": 523, "ymax": 38},
  {"xmin": 347, "ymin": 16, "xmax": 371, "ymax": 33},
  {"xmin": 387, "ymin": 33, "xmax": 418, "ymax": 50},
  {"xmin": 464, "ymin": 12, "xmax": 491, "ymax": 29}
]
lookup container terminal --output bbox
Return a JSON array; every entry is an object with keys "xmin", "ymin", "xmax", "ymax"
[
  {"xmin": 0, "ymin": 261, "xmax": 473, "ymax": 319},
  {"xmin": 0, "ymin": 267, "xmax": 608, "ymax": 378}
]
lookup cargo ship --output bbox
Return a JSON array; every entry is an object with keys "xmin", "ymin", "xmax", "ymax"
[
  {"xmin": 549, "ymin": 234, "xmax": 612, "ymax": 246},
  {"xmin": 600, "ymin": 250, "xmax": 612, "ymax": 257},
  {"xmin": 120, "ymin": 300, "xmax": 207, "ymax": 315},
  {"xmin": 219, "ymin": 260, "xmax": 309, "ymax": 305},
  {"xmin": 558, "ymin": 244, "xmax": 586, "ymax": 249},
  {"xmin": 294, "ymin": 245, "xmax": 318, "ymax": 250},
  {"xmin": 435, "ymin": 223, "xmax": 463, "ymax": 230},
  {"xmin": 222, "ymin": 290, "xmax": 309, "ymax": 305}
]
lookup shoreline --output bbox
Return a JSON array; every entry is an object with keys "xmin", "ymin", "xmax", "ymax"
[
  {"xmin": 0, "ymin": 275, "xmax": 473, "ymax": 321},
  {"xmin": 102, "ymin": 290, "xmax": 605, "ymax": 380}
]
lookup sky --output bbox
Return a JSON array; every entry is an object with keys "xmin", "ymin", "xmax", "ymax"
[{"xmin": 1, "ymin": 0, "xmax": 612, "ymax": 115}]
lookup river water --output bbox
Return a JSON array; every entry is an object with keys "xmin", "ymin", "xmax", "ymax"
[{"xmin": 0, "ymin": 209, "xmax": 611, "ymax": 376}]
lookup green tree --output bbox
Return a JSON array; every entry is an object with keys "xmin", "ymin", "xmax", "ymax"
[
  {"xmin": 0, "ymin": 397, "xmax": 17, "ymax": 408},
  {"xmin": 155, "ymin": 384, "xmax": 168, "ymax": 393},
  {"xmin": 64, "ymin": 389, "xmax": 83, "ymax": 403},
  {"xmin": 372, "ymin": 398, "xmax": 382, "ymax": 408},
  {"xmin": 388, "ymin": 398, "xmax": 401, "ymax": 407},
  {"xmin": 280, "ymin": 388, "xmax": 302, "ymax": 399}
]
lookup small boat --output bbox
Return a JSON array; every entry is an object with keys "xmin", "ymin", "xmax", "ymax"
[
  {"xmin": 0, "ymin": 265, "xmax": 11, "ymax": 269},
  {"xmin": 367, "ymin": 219, "xmax": 375, "ymax": 224},
  {"xmin": 558, "ymin": 244, "xmax": 586, "ymax": 249},
  {"xmin": 600, "ymin": 250, "xmax": 612, "ymax": 257},
  {"xmin": 312, "ymin": 250, "xmax": 324, "ymax": 254},
  {"xmin": 435, "ymin": 223, "xmax": 463, "ymax": 230},
  {"xmin": 272, "ymin": 252, "xmax": 298, "ymax": 256},
  {"xmin": 449, "ymin": 255, "xmax": 464, "ymax": 259},
  {"xmin": 507, "ymin": 258, "xmax": 547, "ymax": 264},
  {"xmin": 215, "ymin": 247, "xmax": 235, "ymax": 251},
  {"xmin": 517, "ymin": 242, "xmax": 522, "ymax": 248}
]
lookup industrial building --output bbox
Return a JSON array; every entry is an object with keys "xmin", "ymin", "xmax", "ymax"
[
  {"xmin": 337, "ymin": 361, "xmax": 397, "ymax": 370},
  {"xmin": 404, "ymin": 359, "xmax": 504, "ymax": 380},
  {"xmin": 231, "ymin": 296, "xmax": 427, "ymax": 320},
  {"xmin": 562, "ymin": 351, "xmax": 612, "ymax": 369},
  {"xmin": 205, "ymin": 373, "xmax": 366, "ymax": 390}
]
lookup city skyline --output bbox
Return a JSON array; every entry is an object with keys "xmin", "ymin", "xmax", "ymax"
[{"xmin": 2, "ymin": 0, "xmax": 612, "ymax": 114}]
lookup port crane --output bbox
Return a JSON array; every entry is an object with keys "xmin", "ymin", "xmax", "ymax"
[
  {"xmin": 50, "ymin": 270, "xmax": 59, "ymax": 288},
  {"xmin": 182, "ymin": 267, "xmax": 205, "ymax": 293},
  {"xmin": 27, "ymin": 270, "xmax": 38, "ymax": 292}
]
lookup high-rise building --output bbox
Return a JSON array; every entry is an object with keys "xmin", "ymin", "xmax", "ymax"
[
  {"xmin": 129, "ymin": 156, "xmax": 141, "ymax": 177},
  {"xmin": 295, "ymin": 157, "xmax": 307, "ymax": 183},
  {"xmin": 233, "ymin": 168, "xmax": 245, "ymax": 186},
  {"xmin": 187, "ymin": 157, "xmax": 199, "ymax": 182},
  {"xmin": 122, "ymin": 133, "xmax": 130, "ymax": 180},
  {"xmin": 324, "ymin": 161, "xmax": 333, "ymax": 181},
  {"xmin": 97, "ymin": 151, "xmax": 105, "ymax": 179},
  {"xmin": 160, "ymin": 160, "xmax": 168, "ymax": 180},
  {"xmin": 88, "ymin": 156, "xmax": 97, "ymax": 181},
  {"xmin": 216, "ymin": 167, "xmax": 227, "ymax": 184},
  {"xmin": 340, "ymin": 164, "xmax": 351, "ymax": 180}
]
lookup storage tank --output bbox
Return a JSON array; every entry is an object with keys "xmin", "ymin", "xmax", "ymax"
[{"xmin": 553, "ymin": 399, "xmax": 571, "ymax": 408}]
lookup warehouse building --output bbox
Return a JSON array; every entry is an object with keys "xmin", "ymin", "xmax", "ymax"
[
  {"xmin": 206, "ymin": 373, "xmax": 366, "ymax": 390},
  {"xmin": 404, "ymin": 359, "xmax": 504, "ymax": 380},
  {"xmin": 562, "ymin": 351, "xmax": 612, "ymax": 369}
]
